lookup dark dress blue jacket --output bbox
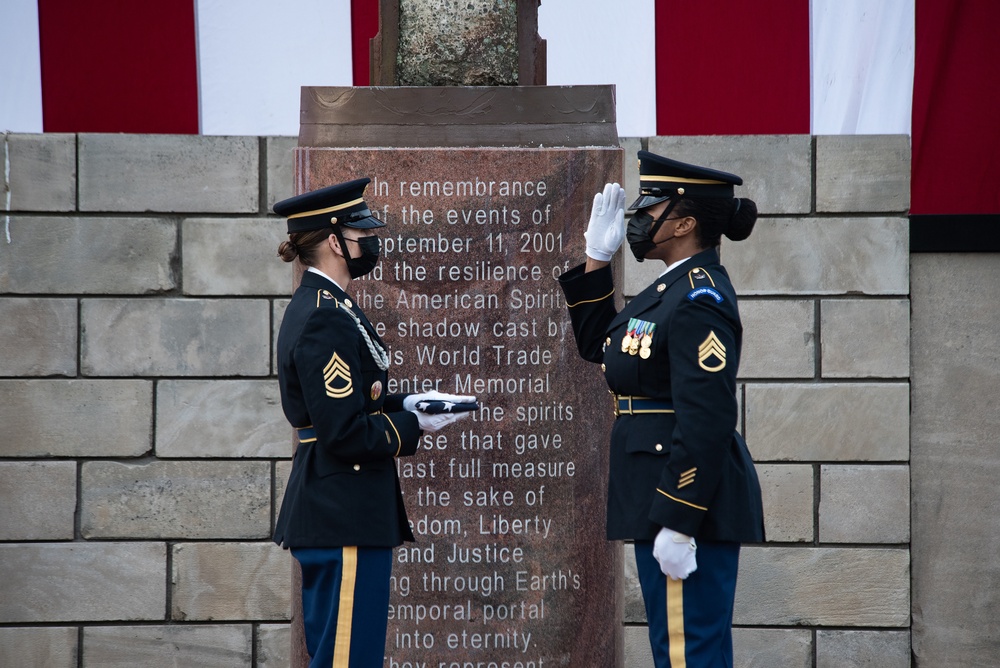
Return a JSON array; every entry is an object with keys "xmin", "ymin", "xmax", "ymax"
[
  {"xmin": 273, "ymin": 270, "xmax": 421, "ymax": 549},
  {"xmin": 558, "ymin": 247, "xmax": 764, "ymax": 543}
]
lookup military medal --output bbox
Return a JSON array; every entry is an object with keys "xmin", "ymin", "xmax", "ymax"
[
  {"xmin": 370, "ymin": 380, "xmax": 383, "ymax": 401},
  {"xmin": 638, "ymin": 321, "xmax": 656, "ymax": 359},
  {"xmin": 632, "ymin": 321, "xmax": 649, "ymax": 356},
  {"xmin": 628, "ymin": 323, "xmax": 641, "ymax": 355},
  {"xmin": 622, "ymin": 318, "xmax": 637, "ymax": 353}
]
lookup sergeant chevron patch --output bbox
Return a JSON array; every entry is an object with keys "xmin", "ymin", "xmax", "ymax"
[
  {"xmin": 697, "ymin": 331, "xmax": 727, "ymax": 372},
  {"xmin": 323, "ymin": 352, "xmax": 353, "ymax": 398}
]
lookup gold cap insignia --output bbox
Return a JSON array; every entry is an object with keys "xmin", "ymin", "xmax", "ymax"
[
  {"xmin": 323, "ymin": 352, "xmax": 353, "ymax": 398},
  {"xmin": 697, "ymin": 331, "xmax": 727, "ymax": 372}
]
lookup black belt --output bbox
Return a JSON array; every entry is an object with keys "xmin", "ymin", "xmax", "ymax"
[{"xmin": 613, "ymin": 395, "xmax": 675, "ymax": 417}]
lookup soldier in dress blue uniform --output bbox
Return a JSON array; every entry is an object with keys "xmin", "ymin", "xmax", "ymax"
[
  {"xmin": 557, "ymin": 152, "xmax": 765, "ymax": 668},
  {"xmin": 272, "ymin": 178, "xmax": 475, "ymax": 668}
]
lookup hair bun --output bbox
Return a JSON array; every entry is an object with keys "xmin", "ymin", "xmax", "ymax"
[
  {"xmin": 724, "ymin": 198, "xmax": 758, "ymax": 242},
  {"xmin": 277, "ymin": 240, "xmax": 299, "ymax": 263}
]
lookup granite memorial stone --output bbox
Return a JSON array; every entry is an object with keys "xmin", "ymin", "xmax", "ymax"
[{"xmin": 289, "ymin": 86, "xmax": 623, "ymax": 667}]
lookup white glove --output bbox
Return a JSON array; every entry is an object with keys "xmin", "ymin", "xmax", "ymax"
[
  {"xmin": 403, "ymin": 390, "xmax": 476, "ymax": 412},
  {"xmin": 583, "ymin": 182, "xmax": 626, "ymax": 262},
  {"xmin": 412, "ymin": 409, "xmax": 470, "ymax": 433},
  {"xmin": 652, "ymin": 527, "xmax": 698, "ymax": 581}
]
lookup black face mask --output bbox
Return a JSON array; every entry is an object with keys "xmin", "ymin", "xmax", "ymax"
[
  {"xmin": 626, "ymin": 210, "xmax": 657, "ymax": 261},
  {"xmin": 343, "ymin": 235, "xmax": 381, "ymax": 278},
  {"xmin": 628, "ymin": 212, "xmax": 680, "ymax": 263}
]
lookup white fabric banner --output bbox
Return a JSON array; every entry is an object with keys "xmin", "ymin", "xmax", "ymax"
[
  {"xmin": 810, "ymin": 0, "xmax": 914, "ymax": 135},
  {"xmin": 539, "ymin": 0, "xmax": 657, "ymax": 138},
  {"xmin": 196, "ymin": 0, "xmax": 353, "ymax": 136},
  {"xmin": 0, "ymin": 0, "xmax": 915, "ymax": 138},
  {"xmin": 0, "ymin": 0, "xmax": 44, "ymax": 133}
]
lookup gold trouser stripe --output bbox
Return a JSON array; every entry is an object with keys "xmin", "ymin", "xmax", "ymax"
[
  {"xmin": 566, "ymin": 288, "xmax": 615, "ymax": 308},
  {"xmin": 332, "ymin": 547, "xmax": 358, "ymax": 668},
  {"xmin": 667, "ymin": 577, "xmax": 687, "ymax": 667}
]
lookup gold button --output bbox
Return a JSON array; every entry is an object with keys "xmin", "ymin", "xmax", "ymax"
[
  {"xmin": 657, "ymin": 284, "xmax": 666, "ymax": 293},
  {"xmin": 655, "ymin": 443, "xmax": 663, "ymax": 452},
  {"xmin": 344, "ymin": 299, "xmax": 353, "ymax": 308},
  {"xmin": 601, "ymin": 364, "xmax": 606, "ymax": 372},
  {"xmin": 353, "ymin": 464, "xmax": 361, "ymax": 471},
  {"xmin": 605, "ymin": 337, "xmax": 611, "ymax": 345}
]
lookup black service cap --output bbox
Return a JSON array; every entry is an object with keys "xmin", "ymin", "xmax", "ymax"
[
  {"xmin": 630, "ymin": 151, "xmax": 742, "ymax": 210},
  {"xmin": 274, "ymin": 178, "xmax": 385, "ymax": 234}
]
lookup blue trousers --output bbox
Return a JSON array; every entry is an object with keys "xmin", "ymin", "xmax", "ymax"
[
  {"xmin": 292, "ymin": 547, "xmax": 393, "ymax": 668},
  {"xmin": 634, "ymin": 539, "xmax": 741, "ymax": 668}
]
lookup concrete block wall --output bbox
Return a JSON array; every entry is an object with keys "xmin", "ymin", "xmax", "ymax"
[
  {"xmin": 1, "ymin": 133, "xmax": 297, "ymax": 668},
  {"xmin": 1, "ymin": 132, "xmax": 910, "ymax": 667}
]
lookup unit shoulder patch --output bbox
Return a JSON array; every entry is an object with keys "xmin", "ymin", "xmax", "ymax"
[{"xmin": 687, "ymin": 286, "xmax": 724, "ymax": 303}]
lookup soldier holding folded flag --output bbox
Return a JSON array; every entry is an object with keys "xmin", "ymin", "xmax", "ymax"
[{"xmin": 271, "ymin": 178, "xmax": 476, "ymax": 668}]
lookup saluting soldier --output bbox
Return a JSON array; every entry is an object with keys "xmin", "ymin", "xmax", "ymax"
[
  {"xmin": 557, "ymin": 152, "xmax": 764, "ymax": 668},
  {"xmin": 272, "ymin": 178, "xmax": 475, "ymax": 668}
]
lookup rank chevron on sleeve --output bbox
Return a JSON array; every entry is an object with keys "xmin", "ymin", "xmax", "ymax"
[
  {"xmin": 323, "ymin": 352, "xmax": 353, "ymax": 398},
  {"xmin": 697, "ymin": 331, "xmax": 727, "ymax": 372}
]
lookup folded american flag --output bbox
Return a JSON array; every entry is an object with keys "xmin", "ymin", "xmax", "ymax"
[{"xmin": 415, "ymin": 400, "xmax": 479, "ymax": 414}]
